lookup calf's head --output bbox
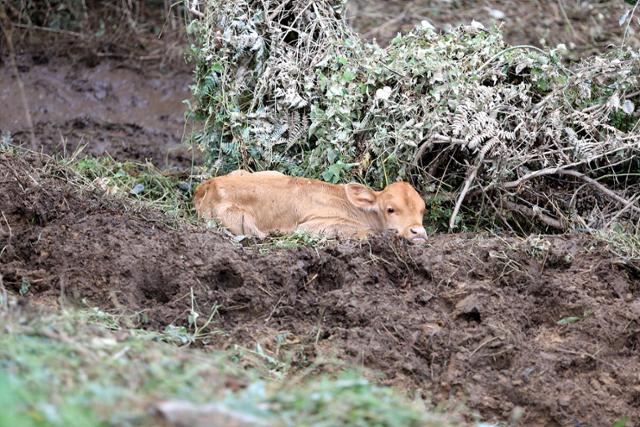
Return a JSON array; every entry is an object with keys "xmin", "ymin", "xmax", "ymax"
[{"xmin": 345, "ymin": 181, "xmax": 427, "ymax": 243}]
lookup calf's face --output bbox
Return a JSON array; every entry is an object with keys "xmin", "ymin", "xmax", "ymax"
[{"xmin": 345, "ymin": 182, "xmax": 427, "ymax": 242}]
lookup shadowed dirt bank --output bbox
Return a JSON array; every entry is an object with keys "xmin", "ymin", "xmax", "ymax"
[{"xmin": 1, "ymin": 151, "xmax": 639, "ymax": 426}]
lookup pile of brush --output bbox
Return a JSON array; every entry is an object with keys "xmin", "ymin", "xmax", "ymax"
[{"xmin": 188, "ymin": 0, "xmax": 640, "ymax": 232}]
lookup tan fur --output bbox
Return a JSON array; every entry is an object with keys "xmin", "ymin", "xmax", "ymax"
[{"xmin": 194, "ymin": 170, "xmax": 428, "ymax": 242}]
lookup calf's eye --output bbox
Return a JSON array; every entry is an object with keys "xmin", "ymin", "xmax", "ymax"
[{"xmin": 387, "ymin": 207, "xmax": 395, "ymax": 214}]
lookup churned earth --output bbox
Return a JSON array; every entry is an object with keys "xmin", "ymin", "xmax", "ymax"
[
  {"xmin": 1, "ymin": 151, "xmax": 639, "ymax": 426},
  {"xmin": 2, "ymin": 2, "xmax": 639, "ymax": 425}
]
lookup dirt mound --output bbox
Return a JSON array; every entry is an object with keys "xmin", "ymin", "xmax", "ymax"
[{"xmin": 1, "ymin": 151, "xmax": 638, "ymax": 426}]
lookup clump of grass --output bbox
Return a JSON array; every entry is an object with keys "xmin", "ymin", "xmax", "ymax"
[
  {"xmin": 246, "ymin": 375, "xmax": 464, "ymax": 427},
  {"xmin": 596, "ymin": 229, "xmax": 640, "ymax": 260},
  {"xmin": 253, "ymin": 230, "xmax": 335, "ymax": 253},
  {"xmin": 0, "ymin": 301, "xmax": 472, "ymax": 427},
  {"xmin": 66, "ymin": 156, "xmax": 198, "ymax": 220},
  {"xmin": 0, "ymin": 307, "xmax": 235, "ymax": 426},
  {"xmin": 161, "ymin": 288, "xmax": 223, "ymax": 346}
]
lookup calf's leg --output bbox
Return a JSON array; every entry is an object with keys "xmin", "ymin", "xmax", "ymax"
[
  {"xmin": 296, "ymin": 220, "xmax": 371, "ymax": 239},
  {"xmin": 216, "ymin": 204, "xmax": 267, "ymax": 238}
]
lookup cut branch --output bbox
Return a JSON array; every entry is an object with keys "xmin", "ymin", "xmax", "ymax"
[
  {"xmin": 449, "ymin": 137, "xmax": 499, "ymax": 230},
  {"xmin": 411, "ymin": 134, "xmax": 466, "ymax": 170},
  {"xmin": 505, "ymin": 168, "xmax": 640, "ymax": 214},
  {"xmin": 502, "ymin": 201, "xmax": 565, "ymax": 230},
  {"xmin": 558, "ymin": 170, "xmax": 640, "ymax": 215}
]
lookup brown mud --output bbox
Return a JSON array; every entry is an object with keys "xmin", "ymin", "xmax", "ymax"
[
  {"xmin": 2, "ymin": 151, "xmax": 639, "ymax": 426},
  {"xmin": 0, "ymin": 51, "xmax": 196, "ymax": 169}
]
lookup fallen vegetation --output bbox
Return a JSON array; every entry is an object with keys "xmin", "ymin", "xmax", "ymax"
[
  {"xmin": 189, "ymin": 0, "xmax": 640, "ymax": 233},
  {"xmin": 66, "ymin": 154, "xmax": 198, "ymax": 220}
]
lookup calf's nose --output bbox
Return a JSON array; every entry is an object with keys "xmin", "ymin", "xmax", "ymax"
[
  {"xmin": 410, "ymin": 226, "xmax": 427, "ymax": 236},
  {"xmin": 409, "ymin": 226, "xmax": 428, "ymax": 243}
]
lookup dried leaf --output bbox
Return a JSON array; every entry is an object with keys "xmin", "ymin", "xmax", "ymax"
[{"xmin": 375, "ymin": 86, "xmax": 392, "ymax": 101}]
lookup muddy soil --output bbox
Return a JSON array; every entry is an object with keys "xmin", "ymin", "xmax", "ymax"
[
  {"xmin": 2, "ymin": 151, "xmax": 639, "ymax": 426},
  {"xmin": 0, "ymin": 51, "xmax": 196, "ymax": 169}
]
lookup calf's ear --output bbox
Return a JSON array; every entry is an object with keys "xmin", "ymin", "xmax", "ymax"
[{"xmin": 345, "ymin": 183, "xmax": 377, "ymax": 211}]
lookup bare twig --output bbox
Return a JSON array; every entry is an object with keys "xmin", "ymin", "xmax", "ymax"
[
  {"xmin": 1, "ymin": 211, "xmax": 12, "ymax": 238},
  {"xmin": 555, "ymin": 346, "xmax": 619, "ymax": 370},
  {"xmin": 449, "ymin": 138, "xmax": 499, "ymax": 230},
  {"xmin": 558, "ymin": 170, "xmax": 640, "ymax": 215},
  {"xmin": 411, "ymin": 134, "xmax": 466, "ymax": 170},
  {"xmin": 621, "ymin": 0, "xmax": 640, "ymax": 48},
  {"xmin": 605, "ymin": 194, "xmax": 640, "ymax": 228},
  {"xmin": 502, "ymin": 200, "xmax": 565, "ymax": 230},
  {"xmin": 501, "ymin": 166, "xmax": 640, "ymax": 220},
  {"xmin": 468, "ymin": 336, "xmax": 501, "ymax": 358},
  {"xmin": 557, "ymin": 0, "xmax": 578, "ymax": 41},
  {"xmin": 477, "ymin": 45, "xmax": 550, "ymax": 72},
  {"xmin": 9, "ymin": 22, "xmax": 85, "ymax": 38}
]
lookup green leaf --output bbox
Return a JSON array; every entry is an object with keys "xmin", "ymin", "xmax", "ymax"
[
  {"xmin": 321, "ymin": 169, "xmax": 334, "ymax": 182},
  {"xmin": 342, "ymin": 70, "xmax": 355, "ymax": 82},
  {"xmin": 556, "ymin": 316, "xmax": 581, "ymax": 325},
  {"xmin": 19, "ymin": 279, "xmax": 30, "ymax": 296},
  {"xmin": 327, "ymin": 149, "xmax": 337, "ymax": 163},
  {"xmin": 612, "ymin": 416, "xmax": 628, "ymax": 427}
]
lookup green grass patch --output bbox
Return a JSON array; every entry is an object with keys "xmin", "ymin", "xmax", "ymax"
[
  {"xmin": 66, "ymin": 156, "xmax": 198, "ymax": 220},
  {"xmin": 252, "ymin": 231, "xmax": 336, "ymax": 253},
  {"xmin": 0, "ymin": 302, "xmax": 471, "ymax": 427}
]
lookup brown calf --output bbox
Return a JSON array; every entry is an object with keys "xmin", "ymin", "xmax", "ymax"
[{"xmin": 194, "ymin": 170, "xmax": 427, "ymax": 242}]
